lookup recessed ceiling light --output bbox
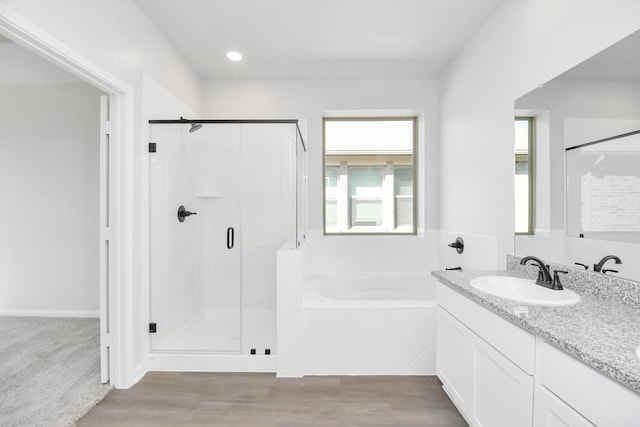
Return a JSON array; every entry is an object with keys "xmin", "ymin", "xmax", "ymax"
[{"xmin": 226, "ymin": 51, "xmax": 243, "ymax": 61}]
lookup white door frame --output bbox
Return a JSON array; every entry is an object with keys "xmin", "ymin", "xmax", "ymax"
[{"xmin": 0, "ymin": 5, "xmax": 135, "ymax": 388}]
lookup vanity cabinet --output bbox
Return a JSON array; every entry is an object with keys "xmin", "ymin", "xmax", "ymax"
[
  {"xmin": 533, "ymin": 384, "xmax": 594, "ymax": 427},
  {"xmin": 436, "ymin": 281, "xmax": 640, "ymax": 427},
  {"xmin": 534, "ymin": 339, "xmax": 640, "ymax": 427},
  {"xmin": 436, "ymin": 283, "xmax": 535, "ymax": 427}
]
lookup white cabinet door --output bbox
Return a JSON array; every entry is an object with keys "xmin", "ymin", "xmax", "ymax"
[
  {"xmin": 437, "ymin": 307, "xmax": 534, "ymax": 427},
  {"xmin": 534, "ymin": 386, "xmax": 594, "ymax": 427},
  {"xmin": 437, "ymin": 307, "xmax": 474, "ymax": 410},
  {"xmin": 536, "ymin": 339, "xmax": 640, "ymax": 427},
  {"xmin": 470, "ymin": 321, "xmax": 533, "ymax": 427}
]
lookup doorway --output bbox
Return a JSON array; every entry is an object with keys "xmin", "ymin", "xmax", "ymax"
[
  {"xmin": 0, "ymin": 34, "xmax": 115, "ymax": 424},
  {"xmin": 0, "ymin": 23, "xmax": 132, "ymax": 391}
]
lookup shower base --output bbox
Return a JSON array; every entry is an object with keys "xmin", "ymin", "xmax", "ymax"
[
  {"xmin": 153, "ymin": 310, "xmax": 241, "ymax": 353},
  {"xmin": 148, "ymin": 308, "xmax": 276, "ymax": 372}
]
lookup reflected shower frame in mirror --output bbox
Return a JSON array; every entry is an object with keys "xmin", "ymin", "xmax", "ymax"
[
  {"xmin": 513, "ymin": 29, "xmax": 640, "ymax": 282},
  {"xmin": 566, "ymin": 128, "xmax": 640, "ymax": 243}
]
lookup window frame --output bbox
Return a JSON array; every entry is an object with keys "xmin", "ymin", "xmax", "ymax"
[
  {"xmin": 515, "ymin": 116, "xmax": 536, "ymax": 235},
  {"xmin": 322, "ymin": 116, "xmax": 418, "ymax": 236}
]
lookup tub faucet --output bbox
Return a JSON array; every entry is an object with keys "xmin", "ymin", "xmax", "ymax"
[
  {"xmin": 593, "ymin": 255, "xmax": 622, "ymax": 273},
  {"xmin": 520, "ymin": 256, "xmax": 554, "ymax": 288}
]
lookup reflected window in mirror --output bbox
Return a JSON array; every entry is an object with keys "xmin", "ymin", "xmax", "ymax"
[
  {"xmin": 323, "ymin": 117, "xmax": 417, "ymax": 235},
  {"xmin": 515, "ymin": 117, "xmax": 535, "ymax": 234}
]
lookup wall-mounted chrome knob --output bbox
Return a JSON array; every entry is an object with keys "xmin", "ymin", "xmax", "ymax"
[
  {"xmin": 177, "ymin": 205, "xmax": 197, "ymax": 223},
  {"xmin": 448, "ymin": 237, "xmax": 464, "ymax": 254}
]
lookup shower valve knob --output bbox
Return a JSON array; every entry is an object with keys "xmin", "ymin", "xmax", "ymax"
[
  {"xmin": 177, "ymin": 205, "xmax": 197, "ymax": 222},
  {"xmin": 448, "ymin": 237, "xmax": 464, "ymax": 254}
]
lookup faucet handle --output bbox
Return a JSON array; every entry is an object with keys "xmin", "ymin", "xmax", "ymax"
[
  {"xmin": 602, "ymin": 269, "xmax": 618, "ymax": 274},
  {"xmin": 574, "ymin": 262, "xmax": 589, "ymax": 270},
  {"xmin": 551, "ymin": 270, "xmax": 568, "ymax": 290}
]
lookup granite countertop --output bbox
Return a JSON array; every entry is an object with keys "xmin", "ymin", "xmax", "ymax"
[{"xmin": 432, "ymin": 268, "xmax": 640, "ymax": 394}]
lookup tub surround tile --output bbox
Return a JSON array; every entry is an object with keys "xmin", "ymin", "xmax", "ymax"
[
  {"xmin": 276, "ymin": 251, "xmax": 304, "ymax": 378},
  {"xmin": 304, "ymin": 308, "xmax": 435, "ymax": 376},
  {"xmin": 276, "ymin": 333, "xmax": 302, "ymax": 354},
  {"xmin": 276, "ymin": 354, "xmax": 303, "ymax": 378},
  {"xmin": 432, "ymin": 268, "xmax": 640, "ymax": 393},
  {"xmin": 276, "ymin": 247, "xmax": 303, "ymax": 273},
  {"xmin": 277, "ymin": 313, "xmax": 303, "ymax": 335},
  {"xmin": 507, "ymin": 254, "xmax": 640, "ymax": 307}
]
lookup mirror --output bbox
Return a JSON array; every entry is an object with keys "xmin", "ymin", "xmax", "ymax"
[
  {"xmin": 514, "ymin": 29, "xmax": 640, "ymax": 281},
  {"xmin": 566, "ymin": 128, "xmax": 640, "ymax": 242}
]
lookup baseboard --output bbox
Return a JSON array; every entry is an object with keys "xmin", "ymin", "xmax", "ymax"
[{"xmin": 0, "ymin": 309, "xmax": 100, "ymax": 318}]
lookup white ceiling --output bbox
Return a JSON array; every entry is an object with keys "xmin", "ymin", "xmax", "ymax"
[{"xmin": 134, "ymin": 0, "xmax": 505, "ymax": 80}]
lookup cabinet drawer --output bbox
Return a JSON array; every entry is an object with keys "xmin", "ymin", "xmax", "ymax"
[
  {"xmin": 536, "ymin": 339, "xmax": 640, "ymax": 427},
  {"xmin": 437, "ymin": 283, "xmax": 535, "ymax": 374}
]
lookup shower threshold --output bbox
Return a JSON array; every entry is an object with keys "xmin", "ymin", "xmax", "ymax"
[{"xmin": 147, "ymin": 352, "xmax": 276, "ymax": 373}]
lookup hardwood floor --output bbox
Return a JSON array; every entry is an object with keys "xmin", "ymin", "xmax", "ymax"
[{"xmin": 77, "ymin": 373, "xmax": 467, "ymax": 426}]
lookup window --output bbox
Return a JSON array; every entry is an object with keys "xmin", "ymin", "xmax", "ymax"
[
  {"xmin": 323, "ymin": 117, "xmax": 417, "ymax": 234},
  {"xmin": 394, "ymin": 167, "xmax": 414, "ymax": 228},
  {"xmin": 515, "ymin": 117, "xmax": 535, "ymax": 234}
]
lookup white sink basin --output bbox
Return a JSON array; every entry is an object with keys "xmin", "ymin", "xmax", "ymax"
[{"xmin": 469, "ymin": 275, "xmax": 581, "ymax": 306}]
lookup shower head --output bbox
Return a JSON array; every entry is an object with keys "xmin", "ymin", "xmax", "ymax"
[{"xmin": 189, "ymin": 123, "xmax": 203, "ymax": 133}]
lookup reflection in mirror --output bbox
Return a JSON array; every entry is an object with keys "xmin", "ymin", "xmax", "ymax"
[
  {"xmin": 566, "ymin": 130, "xmax": 640, "ymax": 243},
  {"xmin": 515, "ymin": 117, "xmax": 534, "ymax": 235},
  {"xmin": 513, "ymin": 29, "xmax": 640, "ymax": 282}
]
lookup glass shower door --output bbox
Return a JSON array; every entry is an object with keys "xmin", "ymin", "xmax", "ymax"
[{"xmin": 149, "ymin": 124, "xmax": 242, "ymax": 353}]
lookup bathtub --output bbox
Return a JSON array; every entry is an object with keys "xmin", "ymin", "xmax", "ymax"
[
  {"xmin": 305, "ymin": 274, "xmax": 435, "ymax": 307},
  {"xmin": 302, "ymin": 275, "xmax": 437, "ymax": 375}
]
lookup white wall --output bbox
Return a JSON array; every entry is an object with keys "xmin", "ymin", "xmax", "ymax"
[
  {"xmin": 204, "ymin": 79, "xmax": 439, "ymax": 276},
  {"xmin": 438, "ymin": 0, "xmax": 640, "ymax": 269},
  {"xmin": 0, "ymin": 82, "xmax": 101, "ymax": 315},
  {"xmin": 0, "ymin": 0, "xmax": 204, "ymax": 387},
  {"xmin": 0, "ymin": 39, "xmax": 80, "ymax": 85}
]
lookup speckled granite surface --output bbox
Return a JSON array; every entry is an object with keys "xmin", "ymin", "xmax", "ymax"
[
  {"xmin": 507, "ymin": 254, "xmax": 640, "ymax": 307},
  {"xmin": 432, "ymin": 268, "xmax": 640, "ymax": 394}
]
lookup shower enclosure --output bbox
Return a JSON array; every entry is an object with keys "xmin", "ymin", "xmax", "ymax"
[{"xmin": 148, "ymin": 120, "xmax": 306, "ymax": 368}]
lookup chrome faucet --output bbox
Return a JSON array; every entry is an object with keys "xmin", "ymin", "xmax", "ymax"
[
  {"xmin": 593, "ymin": 255, "xmax": 622, "ymax": 273},
  {"xmin": 520, "ymin": 256, "xmax": 565, "ymax": 290}
]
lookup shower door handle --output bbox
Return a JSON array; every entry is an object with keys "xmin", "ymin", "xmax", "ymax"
[{"xmin": 227, "ymin": 227, "xmax": 234, "ymax": 249}]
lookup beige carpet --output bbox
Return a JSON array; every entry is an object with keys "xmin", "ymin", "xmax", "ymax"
[{"xmin": 0, "ymin": 316, "xmax": 112, "ymax": 426}]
